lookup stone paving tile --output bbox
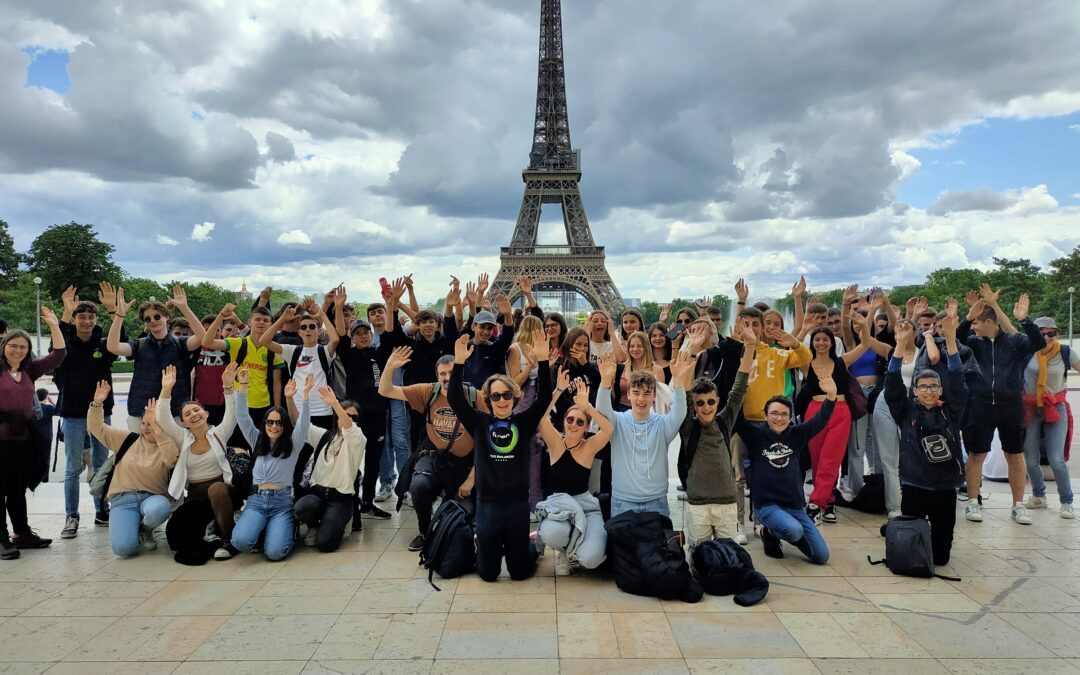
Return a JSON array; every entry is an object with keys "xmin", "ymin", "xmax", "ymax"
[
  {"xmin": 47, "ymin": 662, "xmax": 180, "ymax": 674},
  {"xmin": 886, "ymin": 612, "xmax": 1054, "ymax": 659},
  {"xmin": 304, "ymin": 661, "xmax": 433, "ymax": 675},
  {"xmin": 556, "ymin": 612, "xmax": 619, "ymax": 658},
  {"xmin": 812, "ymin": 659, "xmax": 947, "ymax": 675},
  {"xmin": 437, "ymin": 612, "xmax": 557, "ymax": 659},
  {"xmin": 129, "ymin": 580, "xmax": 267, "ymax": 616},
  {"xmin": 0, "ymin": 616, "xmax": 115, "ymax": 661},
  {"xmin": 688, "ymin": 659, "xmax": 821, "ymax": 675},
  {"xmin": 668, "ymin": 613, "xmax": 804, "ymax": 659},
  {"xmin": 560, "ymin": 659, "xmax": 689, "ymax": 674},
  {"xmin": 430, "ymin": 659, "xmax": 557, "ymax": 674},
  {"xmin": 189, "ymin": 614, "xmax": 337, "ymax": 661}
]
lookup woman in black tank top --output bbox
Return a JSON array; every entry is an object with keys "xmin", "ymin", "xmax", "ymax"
[{"xmin": 536, "ymin": 367, "xmax": 615, "ymax": 575}]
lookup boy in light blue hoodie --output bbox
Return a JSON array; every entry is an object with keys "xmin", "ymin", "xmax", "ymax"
[{"xmin": 597, "ymin": 351, "xmax": 694, "ymax": 518}]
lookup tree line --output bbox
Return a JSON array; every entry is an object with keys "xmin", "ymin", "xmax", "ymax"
[{"xmin": 2, "ymin": 220, "xmax": 1077, "ymax": 339}]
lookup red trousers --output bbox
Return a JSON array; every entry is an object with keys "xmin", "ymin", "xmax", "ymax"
[{"xmin": 806, "ymin": 399, "xmax": 851, "ymax": 509}]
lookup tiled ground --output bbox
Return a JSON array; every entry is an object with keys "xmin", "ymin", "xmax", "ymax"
[{"xmin": 7, "ymin": 391, "xmax": 1080, "ymax": 673}]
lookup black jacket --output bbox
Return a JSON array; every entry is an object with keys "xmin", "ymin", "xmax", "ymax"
[
  {"xmin": 381, "ymin": 311, "xmax": 453, "ymax": 386},
  {"xmin": 335, "ymin": 341, "xmax": 389, "ymax": 414},
  {"xmin": 54, "ymin": 321, "xmax": 120, "ymax": 417},
  {"xmin": 958, "ymin": 318, "xmax": 1044, "ymax": 408},
  {"xmin": 605, "ymin": 511, "xmax": 703, "ymax": 603}
]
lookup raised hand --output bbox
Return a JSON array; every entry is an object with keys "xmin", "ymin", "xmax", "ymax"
[
  {"xmin": 1013, "ymin": 293, "xmax": 1030, "ymax": 321},
  {"xmin": 894, "ymin": 322, "xmax": 915, "ymax": 350},
  {"xmin": 303, "ymin": 374, "xmax": 315, "ymax": 400},
  {"xmin": 842, "ymin": 284, "xmax": 858, "ymax": 308},
  {"xmin": 695, "ymin": 295, "xmax": 710, "ymax": 310},
  {"xmin": 61, "ymin": 286, "xmax": 79, "ymax": 314},
  {"xmin": 597, "ymin": 352, "xmax": 617, "ymax": 384},
  {"xmin": 963, "ymin": 290, "xmax": 979, "ymax": 308},
  {"xmin": 333, "ymin": 286, "xmax": 347, "ymax": 307},
  {"xmin": 391, "ymin": 277, "xmax": 407, "ymax": 301},
  {"xmin": 259, "ymin": 286, "xmax": 273, "ymax": 304},
  {"xmin": 221, "ymin": 362, "xmax": 238, "ymax": 389},
  {"xmin": 219, "ymin": 303, "xmax": 236, "ymax": 319},
  {"xmin": 454, "ymin": 333, "xmax": 474, "ymax": 364},
  {"xmin": 93, "ymin": 380, "xmax": 111, "ymax": 405},
  {"xmin": 145, "ymin": 398, "xmax": 161, "ymax": 433},
  {"xmin": 280, "ymin": 305, "xmax": 296, "ymax": 323},
  {"xmin": 98, "ymin": 281, "xmax": 118, "ymax": 313},
  {"xmin": 518, "ymin": 275, "xmax": 532, "ymax": 295},
  {"xmin": 941, "ymin": 313, "xmax": 959, "ymax": 338},
  {"xmin": 284, "ymin": 376, "xmax": 297, "ymax": 399},
  {"xmin": 496, "ymin": 293, "xmax": 512, "ymax": 317},
  {"xmin": 573, "ymin": 378, "xmax": 590, "ymax": 407},
  {"xmin": 387, "ymin": 346, "xmax": 413, "ymax": 369},
  {"xmin": 741, "ymin": 322, "xmax": 759, "ymax": 348},
  {"xmin": 169, "ymin": 285, "xmax": 189, "ymax": 310},
  {"xmin": 735, "ymin": 278, "xmax": 749, "ymax": 303},
  {"xmin": 446, "ymin": 281, "xmax": 461, "ymax": 308},
  {"xmin": 161, "ymin": 365, "xmax": 177, "ymax": 392},
  {"xmin": 912, "ymin": 296, "xmax": 929, "ymax": 317},
  {"xmin": 114, "ymin": 287, "xmax": 135, "ymax": 316},
  {"xmin": 236, "ymin": 367, "xmax": 250, "ymax": 386},
  {"xmin": 317, "ymin": 386, "xmax": 336, "ymax": 407},
  {"xmin": 792, "ymin": 275, "xmax": 807, "ymax": 298},
  {"xmin": 41, "ymin": 306, "xmax": 59, "ymax": 327},
  {"xmin": 556, "ymin": 366, "xmax": 571, "ymax": 390},
  {"xmin": 944, "ymin": 297, "xmax": 959, "ymax": 317},
  {"xmin": 979, "ymin": 283, "xmax": 1000, "ymax": 305},
  {"xmin": 819, "ymin": 374, "xmax": 837, "ymax": 398},
  {"xmin": 464, "ymin": 281, "xmax": 477, "ymax": 307},
  {"xmin": 476, "ymin": 272, "xmax": 490, "ymax": 298},
  {"xmin": 403, "ymin": 274, "xmax": 414, "ymax": 291},
  {"xmin": 659, "ymin": 303, "xmax": 672, "ymax": 324},
  {"xmin": 669, "ymin": 350, "xmax": 695, "ymax": 387}
]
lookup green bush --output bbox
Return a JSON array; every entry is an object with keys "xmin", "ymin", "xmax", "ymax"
[{"xmin": 112, "ymin": 360, "xmax": 135, "ymax": 374}]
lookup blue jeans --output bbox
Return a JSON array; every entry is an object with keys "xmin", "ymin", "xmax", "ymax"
[
  {"xmin": 108, "ymin": 491, "xmax": 171, "ymax": 557},
  {"xmin": 610, "ymin": 495, "xmax": 670, "ymax": 519},
  {"xmin": 63, "ymin": 416, "xmax": 111, "ymax": 517},
  {"xmin": 1024, "ymin": 403, "xmax": 1073, "ymax": 504},
  {"xmin": 380, "ymin": 401, "xmax": 411, "ymax": 485},
  {"xmin": 231, "ymin": 488, "xmax": 295, "ymax": 561},
  {"xmin": 756, "ymin": 503, "xmax": 830, "ymax": 564}
]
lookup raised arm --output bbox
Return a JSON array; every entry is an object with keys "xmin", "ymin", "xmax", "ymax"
[
  {"xmin": 518, "ymin": 338, "xmax": 553, "ymax": 430},
  {"xmin": 719, "ymin": 326, "xmax": 756, "ymax": 430},
  {"xmin": 256, "ymin": 305, "xmax": 293, "ymax": 354},
  {"xmin": 595, "ymin": 352, "xmax": 618, "ymax": 423},
  {"xmin": 840, "ymin": 285, "xmax": 858, "ymax": 351},
  {"xmin": 661, "ymin": 351, "xmax": 692, "ymax": 439},
  {"xmin": 447, "ymin": 335, "xmax": 481, "ymax": 430},
  {"xmin": 796, "ymin": 374, "xmax": 837, "ymax": 441},
  {"xmin": 202, "ymin": 303, "xmax": 234, "ymax": 351},
  {"xmin": 404, "ymin": 274, "xmax": 420, "ymax": 315},
  {"xmin": 378, "ymin": 347, "xmax": 412, "ymax": 402},
  {"xmin": 106, "ymin": 286, "xmax": 135, "ymax": 357},
  {"xmin": 538, "ymin": 367, "xmax": 571, "ymax": 452},
  {"xmin": 213, "ymin": 364, "xmax": 239, "ymax": 446},
  {"xmin": 791, "ymin": 276, "xmax": 806, "ymax": 337},
  {"xmin": 154, "ymin": 366, "xmax": 184, "ymax": 444},
  {"xmin": 87, "ymin": 381, "xmax": 131, "ymax": 451},
  {"xmin": 884, "ymin": 322, "xmax": 916, "ymax": 424},
  {"xmin": 168, "ymin": 285, "xmax": 206, "ymax": 352}
]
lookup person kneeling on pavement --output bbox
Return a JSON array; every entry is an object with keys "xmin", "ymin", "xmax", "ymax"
[
  {"xmin": 87, "ymin": 383, "xmax": 179, "ymax": 557},
  {"xmin": 735, "ymin": 376, "xmax": 838, "ymax": 564}
]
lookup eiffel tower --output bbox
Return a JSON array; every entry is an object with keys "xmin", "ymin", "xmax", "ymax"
[{"xmin": 489, "ymin": 0, "xmax": 624, "ymax": 314}]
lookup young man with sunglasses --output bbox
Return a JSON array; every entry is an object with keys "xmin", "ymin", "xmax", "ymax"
[
  {"xmin": 106, "ymin": 284, "xmax": 206, "ymax": 433},
  {"xmin": 884, "ymin": 315, "xmax": 966, "ymax": 566},
  {"xmin": 55, "ymin": 284, "xmax": 123, "ymax": 538},
  {"xmin": 259, "ymin": 301, "xmax": 339, "ymax": 429},
  {"xmin": 679, "ymin": 325, "xmax": 756, "ymax": 547}
]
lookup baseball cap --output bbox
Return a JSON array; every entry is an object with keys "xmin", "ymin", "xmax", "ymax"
[
  {"xmin": 474, "ymin": 310, "xmax": 497, "ymax": 326},
  {"xmin": 350, "ymin": 319, "xmax": 373, "ymax": 334}
]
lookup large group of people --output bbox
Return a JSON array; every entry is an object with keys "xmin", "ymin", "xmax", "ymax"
[{"xmin": 0, "ymin": 273, "xmax": 1075, "ymax": 587}]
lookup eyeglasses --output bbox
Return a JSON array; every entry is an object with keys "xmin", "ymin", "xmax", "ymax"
[
  {"xmin": 5, "ymin": 343, "xmax": 29, "ymax": 351},
  {"xmin": 565, "ymin": 416, "xmax": 587, "ymax": 427},
  {"xmin": 694, "ymin": 399, "xmax": 717, "ymax": 407},
  {"xmin": 488, "ymin": 391, "xmax": 514, "ymax": 402},
  {"xmin": 299, "ymin": 323, "xmax": 319, "ymax": 331},
  {"xmin": 914, "ymin": 384, "xmax": 941, "ymax": 393},
  {"xmin": 766, "ymin": 411, "xmax": 791, "ymax": 419},
  {"xmin": 265, "ymin": 419, "xmax": 284, "ymax": 427},
  {"xmin": 143, "ymin": 314, "xmax": 163, "ymax": 322},
  {"xmin": 544, "ymin": 323, "xmax": 559, "ymax": 330}
]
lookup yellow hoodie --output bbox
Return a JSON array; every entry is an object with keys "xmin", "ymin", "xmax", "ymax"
[{"xmin": 742, "ymin": 341, "xmax": 812, "ymax": 421}]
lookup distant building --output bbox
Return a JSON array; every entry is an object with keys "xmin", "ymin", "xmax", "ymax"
[
  {"xmin": 236, "ymin": 280, "xmax": 252, "ymax": 303},
  {"xmin": 622, "ymin": 297, "xmax": 641, "ymax": 308}
]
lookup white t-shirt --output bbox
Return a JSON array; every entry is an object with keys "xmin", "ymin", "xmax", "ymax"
[
  {"xmin": 280, "ymin": 344, "xmax": 337, "ymax": 417},
  {"xmin": 590, "ymin": 340, "xmax": 614, "ymax": 363}
]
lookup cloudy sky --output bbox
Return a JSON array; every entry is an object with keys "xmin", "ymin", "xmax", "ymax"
[{"xmin": 2, "ymin": 0, "xmax": 1079, "ymax": 305}]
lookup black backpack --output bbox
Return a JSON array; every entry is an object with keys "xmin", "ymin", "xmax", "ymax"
[
  {"xmin": 691, "ymin": 538, "xmax": 769, "ymax": 606},
  {"xmin": 832, "ymin": 474, "xmax": 886, "ymax": 514},
  {"xmin": 419, "ymin": 498, "xmax": 476, "ymax": 590},
  {"xmin": 869, "ymin": 516, "xmax": 960, "ymax": 580}
]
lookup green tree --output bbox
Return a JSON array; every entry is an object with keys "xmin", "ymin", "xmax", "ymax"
[
  {"xmin": 0, "ymin": 220, "xmax": 21, "ymax": 289},
  {"xmin": 1042, "ymin": 246, "xmax": 1080, "ymax": 339},
  {"xmin": 638, "ymin": 301, "xmax": 662, "ymax": 325},
  {"xmin": 0, "ymin": 272, "xmax": 60, "ymax": 332},
  {"xmin": 27, "ymin": 222, "xmax": 122, "ymax": 299}
]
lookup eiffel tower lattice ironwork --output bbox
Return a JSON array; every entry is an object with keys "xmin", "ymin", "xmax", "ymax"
[{"xmin": 489, "ymin": 0, "xmax": 624, "ymax": 314}]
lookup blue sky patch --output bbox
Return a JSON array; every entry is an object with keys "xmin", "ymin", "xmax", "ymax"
[
  {"xmin": 896, "ymin": 113, "xmax": 1080, "ymax": 207},
  {"xmin": 22, "ymin": 47, "xmax": 71, "ymax": 95}
]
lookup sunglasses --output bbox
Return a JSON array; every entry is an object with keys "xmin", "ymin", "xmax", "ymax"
[
  {"xmin": 299, "ymin": 323, "xmax": 319, "ymax": 331},
  {"xmin": 488, "ymin": 391, "xmax": 514, "ymax": 402},
  {"xmin": 679, "ymin": 319, "xmax": 693, "ymax": 325},
  {"xmin": 1041, "ymin": 331, "xmax": 1058, "ymax": 338},
  {"xmin": 694, "ymin": 399, "xmax": 718, "ymax": 407},
  {"xmin": 265, "ymin": 418, "xmax": 284, "ymax": 427},
  {"xmin": 143, "ymin": 314, "xmax": 163, "ymax": 322},
  {"xmin": 347, "ymin": 413, "xmax": 360, "ymax": 421},
  {"xmin": 565, "ymin": 416, "xmax": 587, "ymax": 427}
]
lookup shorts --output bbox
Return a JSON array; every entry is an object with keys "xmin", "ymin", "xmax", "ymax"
[{"xmin": 964, "ymin": 402, "xmax": 1024, "ymax": 455}]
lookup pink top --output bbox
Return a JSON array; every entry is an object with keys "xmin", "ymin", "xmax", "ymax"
[{"xmin": 0, "ymin": 348, "xmax": 67, "ymax": 440}]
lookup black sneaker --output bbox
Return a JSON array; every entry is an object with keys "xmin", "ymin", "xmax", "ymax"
[
  {"xmin": 94, "ymin": 511, "xmax": 110, "ymax": 526},
  {"xmin": 352, "ymin": 511, "xmax": 364, "ymax": 533},
  {"xmin": 361, "ymin": 504, "xmax": 392, "ymax": 520},
  {"xmin": 61, "ymin": 516, "xmax": 79, "ymax": 539},
  {"xmin": 13, "ymin": 530, "xmax": 52, "ymax": 549},
  {"xmin": 408, "ymin": 534, "xmax": 425, "ymax": 552},
  {"xmin": 759, "ymin": 526, "xmax": 784, "ymax": 559},
  {"xmin": 806, "ymin": 504, "xmax": 822, "ymax": 525},
  {"xmin": 1, "ymin": 532, "xmax": 19, "ymax": 560},
  {"xmin": 822, "ymin": 505, "xmax": 837, "ymax": 523}
]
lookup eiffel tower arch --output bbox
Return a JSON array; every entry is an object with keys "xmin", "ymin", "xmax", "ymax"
[{"xmin": 489, "ymin": 0, "xmax": 624, "ymax": 315}]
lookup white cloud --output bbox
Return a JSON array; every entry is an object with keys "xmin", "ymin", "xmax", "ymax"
[
  {"xmin": 276, "ymin": 229, "xmax": 312, "ymax": 245},
  {"xmin": 156, "ymin": 234, "xmax": 178, "ymax": 246},
  {"xmin": 190, "ymin": 221, "xmax": 215, "ymax": 242},
  {"xmin": 890, "ymin": 150, "xmax": 922, "ymax": 183}
]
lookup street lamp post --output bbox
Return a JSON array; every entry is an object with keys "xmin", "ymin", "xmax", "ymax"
[
  {"xmin": 33, "ymin": 276, "xmax": 42, "ymax": 350},
  {"xmin": 1069, "ymin": 286, "xmax": 1075, "ymax": 351}
]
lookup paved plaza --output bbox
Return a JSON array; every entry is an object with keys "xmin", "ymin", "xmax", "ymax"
[{"xmin": 4, "ymin": 389, "xmax": 1080, "ymax": 674}]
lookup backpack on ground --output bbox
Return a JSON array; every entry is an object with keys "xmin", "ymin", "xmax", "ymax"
[
  {"xmin": 691, "ymin": 538, "xmax": 769, "ymax": 606},
  {"xmin": 89, "ymin": 433, "xmax": 139, "ymax": 501},
  {"xmin": 832, "ymin": 473, "xmax": 886, "ymax": 514},
  {"xmin": 868, "ymin": 516, "xmax": 960, "ymax": 581},
  {"xmin": 419, "ymin": 498, "xmax": 476, "ymax": 590}
]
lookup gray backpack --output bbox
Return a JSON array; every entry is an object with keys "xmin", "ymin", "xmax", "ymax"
[{"xmin": 868, "ymin": 516, "xmax": 960, "ymax": 581}]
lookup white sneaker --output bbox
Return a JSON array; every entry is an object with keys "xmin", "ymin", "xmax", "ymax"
[
  {"xmin": 1061, "ymin": 504, "xmax": 1075, "ymax": 520},
  {"xmin": 214, "ymin": 546, "xmax": 235, "ymax": 560},
  {"xmin": 1012, "ymin": 502, "xmax": 1032, "ymax": 525},
  {"xmin": 965, "ymin": 502, "xmax": 983, "ymax": 522},
  {"xmin": 1026, "ymin": 496, "xmax": 1048, "ymax": 509},
  {"xmin": 734, "ymin": 525, "xmax": 748, "ymax": 546},
  {"xmin": 375, "ymin": 483, "xmax": 393, "ymax": 503},
  {"xmin": 554, "ymin": 551, "xmax": 571, "ymax": 576},
  {"xmin": 139, "ymin": 528, "xmax": 157, "ymax": 552}
]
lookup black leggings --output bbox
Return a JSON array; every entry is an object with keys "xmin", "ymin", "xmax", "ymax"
[
  {"xmin": 410, "ymin": 452, "xmax": 473, "ymax": 535},
  {"xmin": 475, "ymin": 497, "xmax": 537, "ymax": 582},
  {"xmin": 0, "ymin": 439, "xmax": 32, "ymax": 536},
  {"xmin": 901, "ymin": 485, "xmax": 956, "ymax": 566},
  {"xmin": 294, "ymin": 491, "xmax": 353, "ymax": 552},
  {"xmin": 358, "ymin": 411, "xmax": 387, "ymax": 508}
]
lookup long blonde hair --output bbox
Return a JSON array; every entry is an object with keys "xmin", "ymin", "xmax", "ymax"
[
  {"xmin": 513, "ymin": 315, "xmax": 543, "ymax": 347},
  {"xmin": 626, "ymin": 331, "xmax": 654, "ymax": 371}
]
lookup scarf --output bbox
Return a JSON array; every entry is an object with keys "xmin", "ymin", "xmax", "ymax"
[{"xmin": 1035, "ymin": 341, "xmax": 1062, "ymax": 408}]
